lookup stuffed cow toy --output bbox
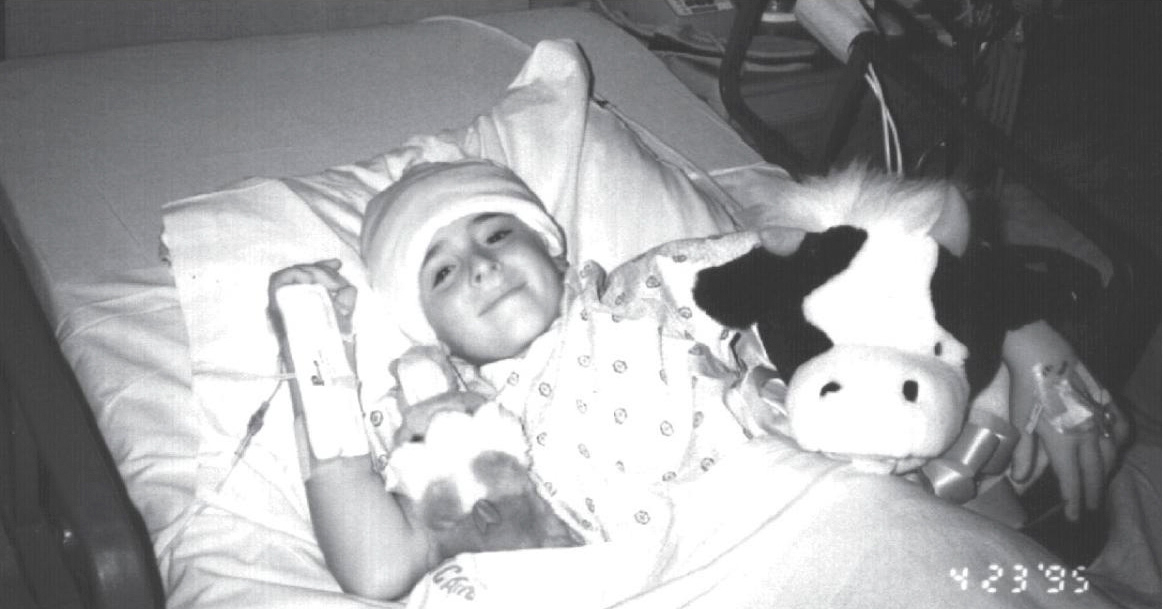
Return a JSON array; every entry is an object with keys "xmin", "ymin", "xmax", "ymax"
[{"xmin": 694, "ymin": 165, "xmax": 1078, "ymax": 500}]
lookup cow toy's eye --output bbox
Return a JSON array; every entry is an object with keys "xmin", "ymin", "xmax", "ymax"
[
  {"xmin": 933, "ymin": 342, "xmax": 943, "ymax": 356},
  {"xmin": 819, "ymin": 381, "xmax": 842, "ymax": 397}
]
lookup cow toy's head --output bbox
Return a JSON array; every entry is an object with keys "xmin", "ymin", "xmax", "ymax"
[{"xmin": 694, "ymin": 166, "xmax": 1004, "ymax": 473}]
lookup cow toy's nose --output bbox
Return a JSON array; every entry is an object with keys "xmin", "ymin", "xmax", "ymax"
[{"xmin": 786, "ymin": 345, "xmax": 972, "ymax": 461}]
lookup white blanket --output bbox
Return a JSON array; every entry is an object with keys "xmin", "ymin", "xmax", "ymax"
[{"xmin": 406, "ymin": 435, "xmax": 1120, "ymax": 609}]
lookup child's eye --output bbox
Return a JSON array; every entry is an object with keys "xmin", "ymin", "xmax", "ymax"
[
  {"xmin": 486, "ymin": 229, "xmax": 512, "ymax": 244},
  {"xmin": 432, "ymin": 266, "xmax": 453, "ymax": 287}
]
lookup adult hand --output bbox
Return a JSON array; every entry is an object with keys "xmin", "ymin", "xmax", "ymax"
[{"xmin": 1005, "ymin": 322, "xmax": 1131, "ymax": 520}]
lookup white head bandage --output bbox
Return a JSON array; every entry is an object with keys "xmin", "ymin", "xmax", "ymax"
[{"xmin": 360, "ymin": 159, "xmax": 565, "ymax": 345}]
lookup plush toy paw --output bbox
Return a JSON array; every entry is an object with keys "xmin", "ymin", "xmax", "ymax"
[
  {"xmin": 387, "ymin": 346, "xmax": 576, "ymax": 556},
  {"xmin": 428, "ymin": 452, "xmax": 578, "ymax": 557},
  {"xmin": 387, "ymin": 401, "xmax": 530, "ymax": 509}
]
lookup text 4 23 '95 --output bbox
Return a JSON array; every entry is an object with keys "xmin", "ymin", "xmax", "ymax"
[{"xmin": 950, "ymin": 564, "xmax": 1089, "ymax": 594}]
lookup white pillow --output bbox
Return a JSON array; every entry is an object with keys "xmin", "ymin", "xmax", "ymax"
[{"xmin": 284, "ymin": 39, "xmax": 740, "ymax": 274}]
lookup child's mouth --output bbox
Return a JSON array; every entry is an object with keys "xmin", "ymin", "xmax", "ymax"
[{"xmin": 479, "ymin": 283, "xmax": 524, "ymax": 316}]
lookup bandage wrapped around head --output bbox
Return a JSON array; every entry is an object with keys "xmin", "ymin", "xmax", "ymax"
[{"xmin": 360, "ymin": 159, "xmax": 566, "ymax": 345}]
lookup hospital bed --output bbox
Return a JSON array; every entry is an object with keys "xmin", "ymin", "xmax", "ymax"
[{"xmin": 0, "ymin": 2, "xmax": 1157, "ymax": 608}]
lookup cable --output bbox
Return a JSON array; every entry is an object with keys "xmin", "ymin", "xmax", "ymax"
[
  {"xmin": 218, "ymin": 377, "xmax": 284, "ymax": 492},
  {"xmin": 155, "ymin": 366, "xmax": 287, "ymax": 559},
  {"xmin": 863, "ymin": 63, "xmax": 903, "ymax": 175}
]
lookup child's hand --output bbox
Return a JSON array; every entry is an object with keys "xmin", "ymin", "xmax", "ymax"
[
  {"xmin": 268, "ymin": 259, "xmax": 358, "ymax": 335},
  {"xmin": 1004, "ymin": 321, "xmax": 1131, "ymax": 521}
]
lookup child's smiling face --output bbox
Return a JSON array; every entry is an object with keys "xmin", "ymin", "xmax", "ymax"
[{"xmin": 419, "ymin": 213, "xmax": 565, "ymax": 364}]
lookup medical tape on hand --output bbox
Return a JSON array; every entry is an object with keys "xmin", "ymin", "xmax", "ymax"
[
  {"xmin": 276, "ymin": 284, "xmax": 369, "ymax": 464},
  {"xmin": 1027, "ymin": 364, "xmax": 1101, "ymax": 435}
]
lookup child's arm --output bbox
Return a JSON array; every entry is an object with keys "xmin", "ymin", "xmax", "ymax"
[
  {"xmin": 269, "ymin": 260, "xmax": 436, "ymax": 599},
  {"xmin": 1003, "ymin": 320, "xmax": 1131, "ymax": 521},
  {"xmin": 305, "ymin": 457, "xmax": 436, "ymax": 599}
]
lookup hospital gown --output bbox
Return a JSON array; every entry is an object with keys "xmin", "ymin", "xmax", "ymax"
[{"xmin": 477, "ymin": 232, "xmax": 770, "ymax": 544}]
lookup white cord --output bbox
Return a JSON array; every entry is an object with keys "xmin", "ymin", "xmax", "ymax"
[
  {"xmin": 863, "ymin": 64, "xmax": 903, "ymax": 175},
  {"xmin": 155, "ymin": 374, "xmax": 287, "ymax": 559}
]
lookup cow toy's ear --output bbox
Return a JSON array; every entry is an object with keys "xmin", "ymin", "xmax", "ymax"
[
  {"xmin": 693, "ymin": 226, "xmax": 869, "ymax": 330},
  {"xmin": 928, "ymin": 182, "xmax": 972, "ymax": 257},
  {"xmin": 755, "ymin": 226, "xmax": 868, "ymax": 378},
  {"xmin": 693, "ymin": 248, "xmax": 783, "ymax": 328}
]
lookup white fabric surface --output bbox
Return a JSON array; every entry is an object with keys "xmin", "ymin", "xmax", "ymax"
[
  {"xmin": 54, "ymin": 269, "xmax": 201, "ymax": 547},
  {"xmin": 407, "ymin": 435, "xmax": 1121, "ymax": 609}
]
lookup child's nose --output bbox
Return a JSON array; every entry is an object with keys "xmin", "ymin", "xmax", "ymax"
[{"xmin": 471, "ymin": 255, "xmax": 501, "ymax": 285}]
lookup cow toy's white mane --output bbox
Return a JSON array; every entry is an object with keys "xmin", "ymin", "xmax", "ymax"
[{"xmin": 741, "ymin": 164, "xmax": 971, "ymax": 255}]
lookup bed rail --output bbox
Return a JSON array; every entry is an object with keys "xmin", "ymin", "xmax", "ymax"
[{"xmin": 0, "ymin": 223, "xmax": 164, "ymax": 609}]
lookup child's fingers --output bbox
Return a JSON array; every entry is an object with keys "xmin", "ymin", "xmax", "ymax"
[
  {"xmin": 1007, "ymin": 369, "xmax": 1041, "ymax": 483},
  {"xmin": 1108, "ymin": 402, "xmax": 1132, "ymax": 447},
  {"xmin": 1096, "ymin": 402, "xmax": 1130, "ymax": 477},
  {"xmin": 1009, "ymin": 432, "xmax": 1038, "ymax": 483},
  {"xmin": 269, "ymin": 265, "xmax": 318, "ymax": 289},
  {"xmin": 1099, "ymin": 428, "xmax": 1122, "ymax": 478},
  {"xmin": 333, "ymin": 285, "xmax": 358, "ymax": 319},
  {"xmin": 303, "ymin": 264, "xmax": 348, "ymax": 290},
  {"xmin": 269, "ymin": 266, "xmax": 321, "ymax": 305},
  {"xmin": 286, "ymin": 263, "xmax": 352, "ymax": 292},
  {"xmin": 271, "ymin": 264, "xmax": 329, "ymax": 287},
  {"xmin": 1078, "ymin": 437, "xmax": 1106, "ymax": 512},
  {"xmin": 1045, "ymin": 442, "xmax": 1084, "ymax": 521}
]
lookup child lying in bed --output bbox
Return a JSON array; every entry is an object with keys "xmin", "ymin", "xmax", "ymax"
[{"xmin": 268, "ymin": 158, "xmax": 1128, "ymax": 601}]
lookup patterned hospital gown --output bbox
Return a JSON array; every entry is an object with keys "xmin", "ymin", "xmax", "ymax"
[{"xmin": 478, "ymin": 231, "xmax": 768, "ymax": 544}]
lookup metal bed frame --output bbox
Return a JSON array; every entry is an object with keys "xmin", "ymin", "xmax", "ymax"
[{"xmin": 0, "ymin": 228, "xmax": 165, "ymax": 608}]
